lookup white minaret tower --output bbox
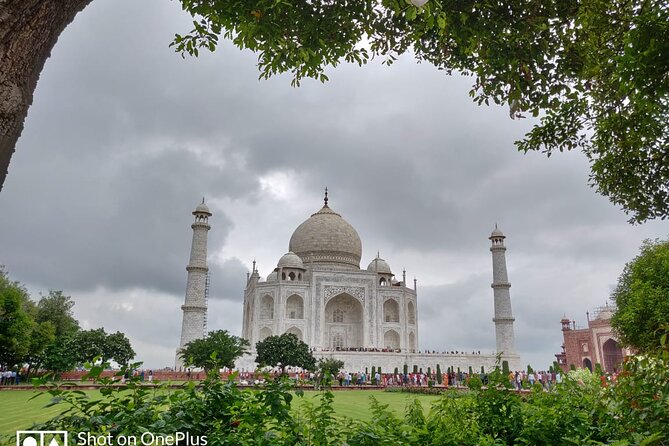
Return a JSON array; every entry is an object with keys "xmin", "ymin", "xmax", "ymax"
[
  {"xmin": 175, "ymin": 199, "xmax": 212, "ymax": 369},
  {"xmin": 489, "ymin": 226, "xmax": 516, "ymax": 356}
]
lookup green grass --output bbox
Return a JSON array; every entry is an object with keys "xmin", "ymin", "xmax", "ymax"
[
  {"xmin": 294, "ymin": 390, "xmax": 440, "ymax": 421},
  {"xmin": 0, "ymin": 388, "xmax": 440, "ymax": 444},
  {"xmin": 0, "ymin": 391, "xmax": 65, "ymax": 441}
]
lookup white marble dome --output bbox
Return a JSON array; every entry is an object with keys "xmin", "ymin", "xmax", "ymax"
[
  {"xmin": 367, "ymin": 257, "xmax": 392, "ymax": 275},
  {"xmin": 277, "ymin": 251, "xmax": 305, "ymax": 269},
  {"xmin": 596, "ymin": 307, "xmax": 614, "ymax": 320},
  {"xmin": 194, "ymin": 201, "xmax": 211, "ymax": 215},
  {"xmin": 288, "ymin": 204, "xmax": 362, "ymax": 269}
]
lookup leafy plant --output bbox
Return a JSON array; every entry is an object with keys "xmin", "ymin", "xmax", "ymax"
[{"xmin": 179, "ymin": 329, "xmax": 249, "ymax": 372}]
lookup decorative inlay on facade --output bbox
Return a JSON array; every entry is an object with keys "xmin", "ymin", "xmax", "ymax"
[{"xmin": 324, "ymin": 285, "xmax": 365, "ymax": 304}]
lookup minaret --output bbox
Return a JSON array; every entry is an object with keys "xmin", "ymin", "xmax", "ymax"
[
  {"xmin": 489, "ymin": 225, "xmax": 516, "ymax": 355},
  {"xmin": 176, "ymin": 199, "xmax": 212, "ymax": 369}
]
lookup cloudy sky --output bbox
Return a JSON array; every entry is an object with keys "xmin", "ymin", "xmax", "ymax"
[{"xmin": 1, "ymin": 0, "xmax": 666, "ymax": 370}]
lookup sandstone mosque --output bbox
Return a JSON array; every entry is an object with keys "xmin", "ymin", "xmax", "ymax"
[{"xmin": 177, "ymin": 191, "xmax": 521, "ymax": 372}]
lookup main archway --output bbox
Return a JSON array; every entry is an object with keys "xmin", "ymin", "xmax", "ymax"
[{"xmin": 324, "ymin": 293, "xmax": 363, "ymax": 349}]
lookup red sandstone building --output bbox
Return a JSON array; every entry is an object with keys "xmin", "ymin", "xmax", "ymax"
[{"xmin": 555, "ymin": 304, "xmax": 632, "ymax": 373}]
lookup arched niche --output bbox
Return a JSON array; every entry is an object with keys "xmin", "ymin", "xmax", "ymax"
[
  {"xmin": 582, "ymin": 358, "xmax": 593, "ymax": 372},
  {"xmin": 384, "ymin": 330, "xmax": 400, "ymax": 350},
  {"xmin": 260, "ymin": 295, "xmax": 274, "ymax": 319},
  {"xmin": 259, "ymin": 327, "xmax": 272, "ymax": 341},
  {"xmin": 324, "ymin": 293, "xmax": 363, "ymax": 349},
  {"xmin": 383, "ymin": 299, "xmax": 399, "ymax": 323},
  {"xmin": 408, "ymin": 331, "xmax": 416, "ymax": 352},
  {"xmin": 286, "ymin": 326, "xmax": 303, "ymax": 341},
  {"xmin": 407, "ymin": 301, "xmax": 416, "ymax": 325},
  {"xmin": 285, "ymin": 294, "xmax": 304, "ymax": 319}
]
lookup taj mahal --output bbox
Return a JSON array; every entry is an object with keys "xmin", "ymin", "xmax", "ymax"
[{"xmin": 177, "ymin": 191, "xmax": 521, "ymax": 372}]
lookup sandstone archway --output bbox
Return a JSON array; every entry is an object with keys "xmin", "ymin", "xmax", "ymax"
[{"xmin": 603, "ymin": 338, "xmax": 623, "ymax": 372}]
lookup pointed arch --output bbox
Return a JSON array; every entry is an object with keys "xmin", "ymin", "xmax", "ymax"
[
  {"xmin": 324, "ymin": 293, "xmax": 363, "ymax": 349},
  {"xmin": 603, "ymin": 338, "xmax": 623, "ymax": 372},
  {"xmin": 407, "ymin": 301, "xmax": 416, "ymax": 325},
  {"xmin": 383, "ymin": 299, "xmax": 399, "ymax": 323},
  {"xmin": 286, "ymin": 326, "xmax": 303, "ymax": 341},
  {"xmin": 408, "ymin": 331, "xmax": 416, "ymax": 352},
  {"xmin": 384, "ymin": 329, "xmax": 400, "ymax": 350},
  {"xmin": 259, "ymin": 327, "xmax": 272, "ymax": 341},
  {"xmin": 260, "ymin": 295, "xmax": 274, "ymax": 319},
  {"xmin": 582, "ymin": 358, "xmax": 593, "ymax": 372},
  {"xmin": 286, "ymin": 294, "xmax": 304, "ymax": 319}
]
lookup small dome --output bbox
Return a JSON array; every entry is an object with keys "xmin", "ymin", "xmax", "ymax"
[
  {"xmin": 277, "ymin": 252, "xmax": 305, "ymax": 269},
  {"xmin": 595, "ymin": 308, "xmax": 614, "ymax": 320},
  {"xmin": 490, "ymin": 225, "xmax": 504, "ymax": 238},
  {"xmin": 193, "ymin": 199, "xmax": 212, "ymax": 216},
  {"xmin": 266, "ymin": 271, "xmax": 278, "ymax": 282},
  {"xmin": 367, "ymin": 257, "xmax": 392, "ymax": 275}
]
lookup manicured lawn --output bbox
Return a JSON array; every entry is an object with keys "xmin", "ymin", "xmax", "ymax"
[
  {"xmin": 0, "ymin": 388, "xmax": 441, "ymax": 444},
  {"xmin": 0, "ymin": 391, "xmax": 65, "ymax": 445},
  {"xmin": 294, "ymin": 390, "xmax": 441, "ymax": 421}
]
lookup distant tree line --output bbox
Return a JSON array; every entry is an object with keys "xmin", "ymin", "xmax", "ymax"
[{"xmin": 0, "ymin": 267, "xmax": 134, "ymax": 376}]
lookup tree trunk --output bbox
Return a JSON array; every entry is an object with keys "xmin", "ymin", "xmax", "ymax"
[{"xmin": 0, "ymin": 0, "xmax": 92, "ymax": 191}]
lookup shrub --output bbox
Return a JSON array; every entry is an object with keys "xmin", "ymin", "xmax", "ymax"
[
  {"xmin": 468, "ymin": 374, "xmax": 483, "ymax": 391},
  {"xmin": 603, "ymin": 352, "xmax": 669, "ymax": 442}
]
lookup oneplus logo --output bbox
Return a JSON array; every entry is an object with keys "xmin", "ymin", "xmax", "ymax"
[{"xmin": 16, "ymin": 431, "xmax": 68, "ymax": 446}]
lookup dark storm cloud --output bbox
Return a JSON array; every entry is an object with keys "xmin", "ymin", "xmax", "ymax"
[
  {"xmin": 0, "ymin": 141, "xmax": 248, "ymax": 294},
  {"xmin": 208, "ymin": 257, "xmax": 247, "ymax": 302}
]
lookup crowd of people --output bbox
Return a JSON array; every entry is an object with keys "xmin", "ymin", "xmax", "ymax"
[
  {"xmin": 509, "ymin": 370, "xmax": 561, "ymax": 390},
  {"xmin": 312, "ymin": 347, "xmax": 488, "ymax": 355},
  {"xmin": 0, "ymin": 368, "xmax": 22, "ymax": 385},
  {"xmin": 236, "ymin": 367, "xmax": 489, "ymax": 388}
]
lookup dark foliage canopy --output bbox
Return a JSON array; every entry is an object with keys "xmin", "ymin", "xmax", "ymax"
[
  {"xmin": 179, "ymin": 329, "xmax": 250, "ymax": 371},
  {"xmin": 611, "ymin": 238, "xmax": 669, "ymax": 352},
  {"xmin": 174, "ymin": 0, "xmax": 669, "ymax": 223},
  {"xmin": 255, "ymin": 333, "xmax": 316, "ymax": 372}
]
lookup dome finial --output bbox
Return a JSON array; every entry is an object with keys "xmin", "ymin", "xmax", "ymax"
[
  {"xmin": 324, "ymin": 187, "xmax": 329, "ymax": 207},
  {"xmin": 202, "ymin": 196, "xmax": 205, "ymax": 204}
]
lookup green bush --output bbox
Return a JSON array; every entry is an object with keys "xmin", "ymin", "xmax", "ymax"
[
  {"xmin": 476, "ymin": 384, "xmax": 523, "ymax": 444},
  {"xmin": 602, "ymin": 353, "xmax": 669, "ymax": 443},
  {"xmin": 468, "ymin": 374, "xmax": 483, "ymax": 391}
]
